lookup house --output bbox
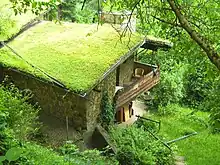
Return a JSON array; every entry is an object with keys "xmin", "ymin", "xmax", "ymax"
[{"xmin": 0, "ymin": 1, "xmax": 172, "ymax": 144}]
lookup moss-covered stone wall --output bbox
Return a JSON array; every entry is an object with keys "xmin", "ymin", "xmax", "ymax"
[
  {"xmin": 86, "ymin": 70, "xmax": 116, "ymax": 131},
  {"xmin": 2, "ymin": 68, "xmax": 87, "ymax": 130},
  {"xmin": 2, "ymin": 67, "xmax": 117, "ymax": 132}
]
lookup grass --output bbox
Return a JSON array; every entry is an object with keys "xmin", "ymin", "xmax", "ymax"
[
  {"xmin": 0, "ymin": 21, "xmax": 142, "ymax": 93},
  {"xmin": 146, "ymin": 105, "xmax": 220, "ymax": 165}
]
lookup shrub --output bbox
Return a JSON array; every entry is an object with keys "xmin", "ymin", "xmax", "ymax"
[
  {"xmin": 13, "ymin": 143, "xmax": 68, "ymax": 165},
  {"xmin": 0, "ymin": 84, "xmax": 40, "ymax": 141},
  {"xmin": 138, "ymin": 49, "xmax": 187, "ymax": 111},
  {"xmin": 0, "ymin": 83, "xmax": 40, "ymax": 154},
  {"xmin": 135, "ymin": 118, "xmax": 159, "ymax": 133},
  {"xmin": 57, "ymin": 141, "xmax": 118, "ymax": 165},
  {"xmin": 109, "ymin": 126, "xmax": 174, "ymax": 165},
  {"xmin": 203, "ymin": 78, "xmax": 220, "ymax": 133},
  {"xmin": 182, "ymin": 64, "xmax": 214, "ymax": 109},
  {"xmin": 0, "ymin": 10, "xmax": 16, "ymax": 40}
]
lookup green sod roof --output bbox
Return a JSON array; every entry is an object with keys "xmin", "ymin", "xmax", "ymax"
[
  {"xmin": 0, "ymin": 21, "xmax": 142, "ymax": 93},
  {"xmin": 0, "ymin": 0, "xmax": 36, "ymax": 41}
]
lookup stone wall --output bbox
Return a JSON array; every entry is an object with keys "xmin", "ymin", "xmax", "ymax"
[
  {"xmin": 118, "ymin": 55, "xmax": 134, "ymax": 86},
  {"xmin": 2, "ymin": 68, "xmax": 87, "ymax": 130},
  {"xmin": 2, "ymin": 67, "xmax": 117, "ymax": 132},
  {"xmin": 1, "ymin": 66, "xmax": 117, "ymax": 145},
  {"xmin": 86, "ymin": 70, "xmax": 116, "ymax": 131},
  {"xmin": 100, "ymin": 11, "xmax": 136, "ymax": 32}
]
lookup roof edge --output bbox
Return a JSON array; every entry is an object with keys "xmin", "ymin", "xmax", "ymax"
[{"xmin": 84, "ymin": 39, "xmax": 145, "ymax": 96}]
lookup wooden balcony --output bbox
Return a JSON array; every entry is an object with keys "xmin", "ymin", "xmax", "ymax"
[{"xmin": 115, "ymin": 62, "xmax": 160, "ymax": 108}]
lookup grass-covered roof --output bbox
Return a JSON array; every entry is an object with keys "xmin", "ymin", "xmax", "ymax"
[
  {"xmin": 0, "ymin": 0, "xmax": 36, "ymax": 41},
  {"xmin": 0, "ymin": 21, "xmax": 142, "ymax": 93}
]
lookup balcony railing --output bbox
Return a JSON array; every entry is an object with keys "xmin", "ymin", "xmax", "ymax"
[{"xmin": 115, "ymin": 62, "xmax": 160, "ymax": 108}]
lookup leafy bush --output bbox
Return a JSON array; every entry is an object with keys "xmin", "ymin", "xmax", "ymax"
[
  {"xmin": 74, "ymin": 4, "xmax": 97, "ymax": 24},
  {"xmin": 110, "ymin": 126, "xmax": 174, "ymax": 165},
  {"xmin": 57, "ymin": 141, "xmax": 118, "ymax": 165},
  {"xmin": 182, "ymin": 63, "xmax": 214, "ymax": 109},
  {"xmin": 135, "ymin": 118, "xmax": 159, "ymax": 133},
  {"xmin": 9, "ymin": 143, "xmax": 69, "ymax": 165},
  {"xmin": 47, "ymin": 0, "xmax": 98, "ymax": 23},
  {"xmin": 0, "ymin": 147, "xmax": 24, "ymax": 164},
  {"xmin": 0, "ymin": 83, "xmax": 40, "ymax": 141},
  {"xmin": 138, "ymin": 48, "xmax": 187, "ymax": 110},
  {"xmin": 202, "ymin": 78, "xmax": 220, "ymax": 133},
  {"xmin": 1, "ymin": 141, "xmax": 118, "ymax": 165},
  {"xmin": 0, "ymin": 9, "xmax": 16, "ymax": 40},
  {"xmin": 0, "ymin": 83, "xmax": 40, "ymax": 154},
  {"xmin": 145, "ymin": 62, "xmax": 186, "ymax": 111}
]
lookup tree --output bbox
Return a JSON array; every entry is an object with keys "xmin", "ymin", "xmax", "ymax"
[
  {"xmin": 167, "ymin": 0, "xmax": 220, "ymax": 70},
  {"xmin": 105, "ymin": 0, "xmax": 220, "ymax": 71}
]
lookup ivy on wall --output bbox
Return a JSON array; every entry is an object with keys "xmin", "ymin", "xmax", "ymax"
[{"xmin": 100, "ymin": 90, "xmax": 115, "ymax": 128}]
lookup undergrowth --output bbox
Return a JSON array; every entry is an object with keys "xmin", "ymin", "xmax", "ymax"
[{"xmin": 109, "ymin": 125, "xmax": 175, "ymax": 165}]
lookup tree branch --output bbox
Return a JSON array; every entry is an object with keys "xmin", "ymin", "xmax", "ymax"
[
  {"xmin": 151, "ymin": 15, "xmax": 181, "ymax": 27},
  {"xmin": 167, "ymin": 0, "xmax": 220, "ymax": 70},
  {"xmin": 81, "ymin": 0, "xmax": 87, "ymax": 10}
]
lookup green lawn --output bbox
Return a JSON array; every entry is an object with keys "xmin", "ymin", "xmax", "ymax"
[
  {"xmin": 0, "ymin": 21, "xmax": 142, "ymax": 93},
  {"xmin": 146, "ymin": 105, "xmax": 220, "ymax": 165}
]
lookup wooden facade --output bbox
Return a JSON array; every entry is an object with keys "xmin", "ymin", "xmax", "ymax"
[
  {"xmin": 115, "ymin": 61, "xmax": 160, "ymax": 123},
  {"xmin": 116, "ymin": 61, "xmax": 159, "ymax": 108}
]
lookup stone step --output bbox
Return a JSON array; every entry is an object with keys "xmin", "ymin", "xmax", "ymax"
[
  {"xmin": 175, "ymin": 156, "xmax": 185, "ymax": 165},
  {"xmin": 175, "ymin": 162, "xmax": 185, "ymax": 165}
]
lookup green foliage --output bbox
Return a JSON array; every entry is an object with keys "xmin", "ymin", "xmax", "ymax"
[
  {"xmin": 0, "ymin": 83, "xmax": 40, "ymax": 154},
  {"xmin": 61, "ymin": 0, "xmax": 78, "ymax": 22},
  {"xmin": 0, "ymin": 8, "xmax": 16, "ymax": 41},
  {"xmin": 17, "ymin": 143, "xmax": 69, "ymax": 165},
  {"xmin": 182, "ymin": 61, "xmax": 214, "ymax": 109},
  {"xmin": 0, "ymin": 85, "xmax": 117, "ymax": 165},
  {"xmin": 0, "ymin": 0, "xmax": 36, "ymax": 41},
  {"xmin": 110, "ymin": 126, "xmax": 174, "ymax": 165},
  {"xmin": 61, "ymin": 0, "xmax": 98, "ymax": 23},
  {"xmin": 202, "ymin": 78, "xmax": 220, "ymax": 133},
  {"xmin": 100, "ymin": 90, "xmax": 114, "ymax": 127},
  {"xmin": 0, "ymin": 83, "xmax": 40, "ymax": 141},
  {"xmin": 57, "ymin": 141, "xmax": 118, "ymax": 165},
  {"xmin": 5, "ymin": 147, "xmax": 23, "ymax": 161},
  {"xmin": 0, "ymin": 147, "xmax": 24, "ymax": 164},
  {"xmin": 74, "ymin": 5, "xmax": 97, "ymax": 24},
  {"xmin": 140, "ymin": 49, "xmax": 187, "ymax": 110},
  {"xmin": 135, "ymin": 118, "xmax": 158, "ymax": 133},
  {"xmin": 58, "ymin": 140, "xmax": 79, "ymax": 155},
  {"xmin": 9, "ymin": 0, "xmax": 60, "ymax": 16}
]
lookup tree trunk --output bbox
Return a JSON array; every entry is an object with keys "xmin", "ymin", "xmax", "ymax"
[{"xmin": 167, "ymin": 0, "xmax": 220, "ymax": 71}]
